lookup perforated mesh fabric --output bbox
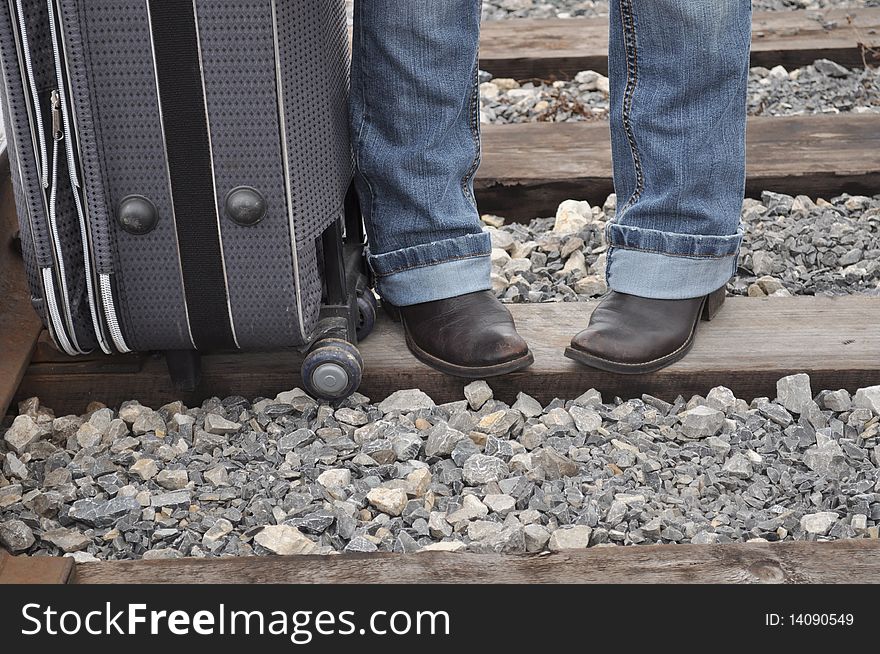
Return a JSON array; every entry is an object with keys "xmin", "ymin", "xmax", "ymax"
[
  {"xmin": 58, "ymin": 0, "xmax": 114, "ymax": 276},
  {"xmin": 75, "ymin": 1, "xmax": 193, "ymax": 351},
  {"xmin": 276, "ymin": 0, "xmax": 353, "ymax": 245},
  {"xmin": 195, "ymin": 0, "xmax": 301, "ymax": 348}
]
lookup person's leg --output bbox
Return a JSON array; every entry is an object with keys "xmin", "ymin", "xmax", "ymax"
[
  {"xmin": 351, "ymin": 0, "xmax": 532, "ymax": 377},
  {"xmin": 567, "ymin": 0, "xmax": 752, "ymax": 373}
]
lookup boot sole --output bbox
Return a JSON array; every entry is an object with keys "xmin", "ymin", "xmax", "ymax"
[
  {"xmin": 384, "ymin": 301, "xmax": 535, "ymax": 378},
  {"xmin": 563, "ymin": 287, "xmax": 726, "ymax": 375},
  {"xmin": 404, "ymin": 330, "xmax": 535, "ymax": 379}
]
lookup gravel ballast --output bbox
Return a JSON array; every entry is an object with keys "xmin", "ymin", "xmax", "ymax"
[
  {"xmin": 480, "ymin": 1, "xmax": 877, "ymax": 20},
  {"xmin": 480, "ymin": 61, "xmax": 880, "ymax": 124},
  {"xmin": 484, "ymin": 191, "xmax": 880, "ymax": 303},
  {"xmin": 2, "ymin": 375, "xmax": 879, "ymax": 561}
]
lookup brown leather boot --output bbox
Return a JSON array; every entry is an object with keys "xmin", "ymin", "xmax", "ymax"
[
  {"xmin": 385, "ymin": 291, "xmax": 534, "ymax": 378},
  {"xmin": 564, "ymin": 287, "xmax": 727, "ymax": 374}
]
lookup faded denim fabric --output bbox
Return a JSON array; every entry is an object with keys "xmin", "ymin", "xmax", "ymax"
[
  {"xmin": 351, "ymin": 0, "xmax": 489, "ymax": 305},
  {"xmin": 352, "ymin": 0, "xmax": 751, "ymax": 305},
  {"xmin": 605, "ymin": 0, "xmax": 752, "ymax": 298}
]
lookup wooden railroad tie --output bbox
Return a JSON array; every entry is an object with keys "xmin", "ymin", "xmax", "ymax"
[{"xmin": 479, "ymin": 8, "xmax": 880, "ymax": 80}]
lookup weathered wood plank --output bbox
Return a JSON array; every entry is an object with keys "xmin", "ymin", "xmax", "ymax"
[
  {"xmin": 479, "ymin": 8, "xmax": 880, "ymax": 80},
  {"xmin": 73, "ymin": 540, "xmax": 880, "ymax": 584},
  {"xmin": 0, "ymin": 144, "xmax": 43, "ymax": 419},
  {"xmin": 476, "ymin": 114, "xmax": 880, "ymax": 219},
  {"xmin": 0, "ymin": 551, "xmax": 75, "ymax": 584},
  {"xmin": 16, "ymin": 296, "xmax": 880, "ymax": 415}
]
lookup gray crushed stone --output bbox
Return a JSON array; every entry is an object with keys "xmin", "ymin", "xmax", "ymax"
[
  {"xmin": 480, "ymin": 1, "xmax": 877, "ymax": 20},
  {"xmin": 479, "ymin": 61, "xmax": 880, "ymax": 124},
  {"xmin": 2, "ymin": 374, "xmax": 879, "ymax": 560},
  {"xmin": 483, "ymin": 191, "xmax": 880, "ymax": 303}
]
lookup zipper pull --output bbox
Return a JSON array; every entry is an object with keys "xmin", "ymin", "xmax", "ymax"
[{"xmin": 51, "ymin": 89, "xmax": 63, "ymax": 141}]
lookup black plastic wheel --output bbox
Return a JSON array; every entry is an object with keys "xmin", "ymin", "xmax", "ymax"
[
  {"xmin": 301, "ymin": 338, "xmax": 364, "ymax": 401},
  {"xmin": 356, "ymin": 290, "xmax": 378, "ymax": 342}
]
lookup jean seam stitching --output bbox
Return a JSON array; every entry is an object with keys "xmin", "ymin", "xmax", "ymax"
[
  {"xmin": 618, "ymin": 0, "xmax": 644, "ymax": 214},
  {"xmin": 353, "ymin": 4, "xmax": 378, "ymax": 254},
  {"xmin": 461, "ymin": 53, "xmax": 482, "ymax": 210},
  {"xmin": 371, "ymin": 252, "xmax": 489, "ymax": 278}
]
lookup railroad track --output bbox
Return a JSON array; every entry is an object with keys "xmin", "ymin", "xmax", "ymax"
[{"xmin": 2, "ymin": 9, "xmax": 880, "ymax": 584}]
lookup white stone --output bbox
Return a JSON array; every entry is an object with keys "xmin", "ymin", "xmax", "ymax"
[
  {"xmin": 569, "ymin": 405, "xmax": 602, "ymax": 433},
  {"xmin": 776, "ymin": 374, "xmax": 813, "ymax": 414},
  {"xmin": 129, "ymin": 458, "xmax": 158, "ymax": 481},
  {"xmin": 254, "ymin": 525, "xmax": 317, "ymax": 555},
  {"xmin": 3, "ymin": 415, "xmax": 48, "ymax": 453},
  {"xmin": 132, "ymin": 410, "xmax": 166, "ymax": 437},
  {"xmin": 679, "ymin": 406, "xmax": 725, "ymax": 439},
  {"xmin": 156, "ymin": 469, "xmax": 188, "ymax": 490},
  {"xmin": 203, "ymin": 465, "xmax": 229, "ymax": 487},
  {"xmin": 553, "ymin": 199, "xmax": 592, "ymax": 235},
  {"xmin": 853, "ymin": 386, "xmax": 880, "ymax": 415},
  {"xmin": 800, "ymin": 512, "xmax": 838, "ymax": 535},
  {"xmin": 202, "ymin": 519, "xmax": 234, "ymax": 546},
  {"xmin": 562, "ymin": 249, "xmax": 588, "ymax": 275},
  {"xmin": 706, "ymin": 386, "xmax": 737, "ymax": 412},
  {"xmin": 463, "ymin": 454, "xmax": 509, "ymax": 485},
  {"xmin": 366, "ymin": 488, "xmax": 408, "ymax": 516},
  {"xmin": 378, "ymin": 389, "xmax": 436, "ymax": 414},
  {"xmin": 446, "ymin": 495, "xmax": 489, "ymax": 523},
  {"xmin": 406, "ymin": 468, "xmax": 431, "ymax": 497},
  {"xmin": 548, "ymin": 525, "xmax": 592, "ymax": 551},
  {"xmin": 65, "ymin": 551, "xmax": 99, "ymax": 563},
  {"xmin": 464, "ymin": 380, "xmax": 494, "ymax": 411},
  {"xmin": 574, "ymin": 275, "xmax": 607, "ymax": 296},
  {"xmin": 524, "ymin": 524, "xmax": 551, "ymax": 552},
  {"xmin": 483, "ymin": 494, "xmax": 516, "ymax": 514},
  {"xmin": 203, "ymin": 414, "xmax": 241, "ymax": 435},
  {"xmin": 76, "ymin": 423, "xmax": 103, "ymax": 449},
  {"xmin": 512, "ymin": 392, "xmax": 543, "ymax": 418},
  {"xmin": 317, "ymin": 468, "xmax": 352, "ymax": 489}
]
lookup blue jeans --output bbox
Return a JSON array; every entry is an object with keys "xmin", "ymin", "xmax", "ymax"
[
  {"xmin": 351, "ymin": 0, "xmax": 489, "ymax": 306},
  {"xmin": 605, "ymin": 0, "xmax": 751, "ymax": 299},
  {"xmin": 352, "ymin": 0, "xmax": 751, "ymax": 305}
]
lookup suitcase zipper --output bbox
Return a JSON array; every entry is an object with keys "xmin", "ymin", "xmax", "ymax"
[
  {"xmin": 47, "ymin": 88, "xmax": 86, "ymax": 354},
  {"xmin": 99, "ymin": 274, "xmax": 131, "ymax": 353},
  {"xmin": 47, "ymin": 0, "xmax": 112, "ymax": 353},
  {"xmin": 9, "ymin": 0, "xmax": 81, "ymax": 355}
]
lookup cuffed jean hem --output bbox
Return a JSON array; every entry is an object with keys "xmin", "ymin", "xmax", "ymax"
[
  {"xmin": 369, "ymin": 232, "xmax": 492, "ymax": 306},
  {"xmin": 605, "ymin": 224, "xmax": 743, "ymax": 299}
]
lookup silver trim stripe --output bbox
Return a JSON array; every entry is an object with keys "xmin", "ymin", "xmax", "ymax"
[
  {"xmin": 47, "ymin": 0, "xmax": 110, "ymax": 353},
  {"xmin": 271, "ymin": 0, "xmax": 307, "ymax": 342},
  {"xmin": 99, "ymin": 273, "xmax": 131, "ymax": 353}
]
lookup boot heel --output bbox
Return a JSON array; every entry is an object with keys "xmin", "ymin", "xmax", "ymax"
[
  {"xmin": 701, "ymin": 287, "xmax": 727, "ymax": 322},
  {"xmin": 382, "ymin": 301, "xmax": 402, "ymax": 323}
]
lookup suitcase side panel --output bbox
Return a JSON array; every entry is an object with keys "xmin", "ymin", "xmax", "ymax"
[
  {"xmin": 193, "ymin": 0, "xmax": 304, "ymax": 348},
  {"xmin": 57, "ymin": 0, "xmax": 114, "ymax": 278},
  {"xmin": 76, "ymin": 1, "xmax": 194, "ymax": 352},
  {"xmin": 275, "ymin": 0, "xmax": 353, "ymax": 246}
]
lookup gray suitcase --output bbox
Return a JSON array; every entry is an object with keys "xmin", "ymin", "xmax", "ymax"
[{"xmin": 1, "ymin": 0, "xmax": 373, "ymax": 399}]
